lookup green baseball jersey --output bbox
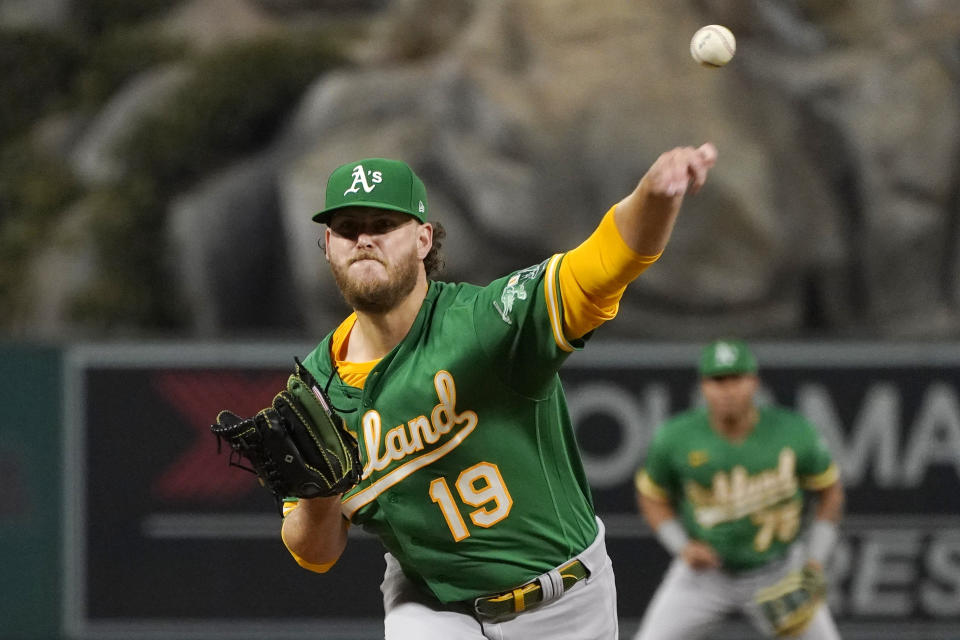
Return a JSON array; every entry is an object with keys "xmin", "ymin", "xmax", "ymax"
[
  {"xmin": 302, "ymin": 257, "xmax": 598, "ymax": 603},
  {"xmin": 638, "ymin": 405, "xmax": 837, "ymax": 572}
]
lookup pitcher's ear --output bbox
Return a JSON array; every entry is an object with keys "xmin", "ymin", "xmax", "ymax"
[{"xmin": 417, "ymin": 223, "xmax": 433, "ymax": 260}]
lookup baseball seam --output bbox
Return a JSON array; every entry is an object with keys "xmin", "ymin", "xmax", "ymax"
[{"xmin": 704, "ymin": 26, "xmax": 735, "ymax": 56}]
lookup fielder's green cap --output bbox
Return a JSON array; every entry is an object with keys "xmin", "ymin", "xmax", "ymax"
[
  {"xmin": 312, "ymin": 158, "xmax": 428, "ymax": 224},
  {"xmin": 698, "ymin": 339, "xmax": 758, "ymax": 378}
]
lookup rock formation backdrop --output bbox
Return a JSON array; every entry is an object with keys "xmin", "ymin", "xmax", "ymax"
[{"xmin": 3, "ymin": 0, "xmax": 959, "ymax": 341}]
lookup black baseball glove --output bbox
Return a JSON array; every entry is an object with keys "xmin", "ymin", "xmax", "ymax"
[
  {"xmin": 211, "ymin": 358, "xmax": 361, "ymax": 502},
  {"xmin": 753, "ymin": 563, "xmax": 827, "ymax": 637}
]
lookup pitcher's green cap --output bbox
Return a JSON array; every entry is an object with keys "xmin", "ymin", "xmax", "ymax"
[
  {"xmin": 698, "ymin": 339, "xmax": 758, "ymax": 378},
  {"xmin": 312, "ymin": 158, "xmax": 428, "ymax": 224}
]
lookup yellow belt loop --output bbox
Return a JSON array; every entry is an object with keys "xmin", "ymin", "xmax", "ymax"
[{"xmin": 512, "ymin": 587, "xmax": 525, "ymax": 612}]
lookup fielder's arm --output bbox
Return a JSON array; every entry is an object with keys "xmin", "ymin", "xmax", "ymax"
[
  {"xmin": 638, "ymin": 491, "xmax": 721, "ymax": 570},
  {"xmin": 812, "ymin": 478, "xmax": 844, "ymax": 522},
  {"xmin": 638, "ymin": 491, "xmax": 678, "ymax": 532},
  {"xmin": 280, "ymin": 496, "xmax": 350, "ymax": 572},
  {"xmin": 806, "ymin": 479, "xmax": 845, "ymax": 568}
]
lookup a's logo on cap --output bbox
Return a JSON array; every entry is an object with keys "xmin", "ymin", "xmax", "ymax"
[
  {"xmin": 714, "ymin": 341, "xmax": 738, "ymax": 366},
  {"xmin": 343, "ymin": 164, "xmax": 383, "ymax": 195},
  {"xmin": 418, "ymin": 200, "xmax": 425, "ymax": 213}
]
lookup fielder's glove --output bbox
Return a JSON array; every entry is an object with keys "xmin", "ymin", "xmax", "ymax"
[
  {"xmin": 753, "ymin": 563, "xmax": 827, "ymax": 637},
  {"xmin": 211, "ymin": 358, "xmax": 361, "ymax": 502}
]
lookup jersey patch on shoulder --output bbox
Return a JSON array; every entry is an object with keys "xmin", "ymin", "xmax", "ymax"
[
  {"xmin": 688, "ymin": 450, "xmax": 709, "ymax": 467},
  {"xmin": 492, "ymin": 262, "xmax": 547, "ymax": 324}
]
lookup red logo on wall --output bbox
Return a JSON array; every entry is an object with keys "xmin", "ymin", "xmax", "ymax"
[{"xmin": 150, "ymin": 371, "xmax": 287, "ymax": 501}]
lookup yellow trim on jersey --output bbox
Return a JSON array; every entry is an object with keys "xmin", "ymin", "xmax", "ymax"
[
  {"xmin": 279, "ymin": 500, "xmax": 339, "ymax": 574},
  {"xmin": 331, "ymin": 313, "xmax": 378, "ymax": 389},
  {"xmin": 341, "ymin": 415, "xmax": 478, "ymax": 519},
  {"xmin": 544, "ymin": 253, "xmax": 574, "ymax": 352},
  {"xmin": 557, "ymin": 206, "xmax": 661, "ymax": 339},
  {"xmin": 635, "ymin": 469, "xmax": 671, "ymax": 501},
  {"xmin": 800, "ymin": 462, "xmax": 840, "ymax": 491},
  {"xmin": 285, "ymin": 548, "xmax": 337, "ymax": 573}
]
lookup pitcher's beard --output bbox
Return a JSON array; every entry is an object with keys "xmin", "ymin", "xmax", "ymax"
[{"xmin": 331, "ymin": 250, "xmax": 421, "ymax": 314}]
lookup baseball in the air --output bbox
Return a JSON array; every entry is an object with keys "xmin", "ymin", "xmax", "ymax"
[{"xmin": 690, "ymin": 24, "xmax": 736, "ymax": 67}]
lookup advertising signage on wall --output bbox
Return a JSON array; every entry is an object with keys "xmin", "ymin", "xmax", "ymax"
[{"xmin": 63, "ymin": 343, "xmax": 960, "ymax": 639}]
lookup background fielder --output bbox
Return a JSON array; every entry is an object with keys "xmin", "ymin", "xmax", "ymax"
[{"xmin": 634, "ymin": 339, "xmax": 845, "ymax": 639}]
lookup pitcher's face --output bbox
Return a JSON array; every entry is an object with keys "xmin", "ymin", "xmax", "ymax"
[{"xmin": 325, "ymin": 208, "xmax": 431, "ymax": 313}]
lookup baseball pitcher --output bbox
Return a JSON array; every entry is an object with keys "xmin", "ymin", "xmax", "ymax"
[{"xmin": 213, "ymin": 146, "xmax": 718, "ymax": 639}]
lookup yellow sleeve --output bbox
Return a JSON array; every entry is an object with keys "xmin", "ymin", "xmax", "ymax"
[
  {"xmin": 558, "ymin": 205, "xmax": 661, "ymax": 338},
  {"xmin": 800, "ymin": 463, "xmax": 840, "ymax": 491},
  {"xmin": 280, "ymin": 499, "xmax": 343, "ymax": 574},
  {"xmin": 635, "ymin": 470, "xmax": 671, "ymax": 502}
]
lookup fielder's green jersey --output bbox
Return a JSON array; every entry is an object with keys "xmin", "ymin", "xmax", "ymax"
[
  {"xmin": 638, "ymin": 405, "xmax": 838, "ymax": 572},
  {"xmin": 302, "ymin": 257, "xmax": 598, "ymax": 603}
]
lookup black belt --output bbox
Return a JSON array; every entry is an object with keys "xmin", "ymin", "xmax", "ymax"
[{"xmin": 471, "ymin": 559, "xmax": 589, "ymax": 620}]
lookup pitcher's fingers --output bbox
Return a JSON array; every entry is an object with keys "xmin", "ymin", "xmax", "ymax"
[
  {"xmin": 689, "ymin": 143, "xmax": 717, "ymax": 193},
  {"xmin": 698, "ymin": 142, "xmax": 718, "ymax": 166},
  {"xmin": 664, "ymin": 148, "xmax": 696, "ymax": 196}
]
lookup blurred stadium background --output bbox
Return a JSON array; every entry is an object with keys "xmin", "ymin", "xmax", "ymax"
[{"xmin": 1, "ymin": 1, "xmax": 958, "ymax": 638}]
